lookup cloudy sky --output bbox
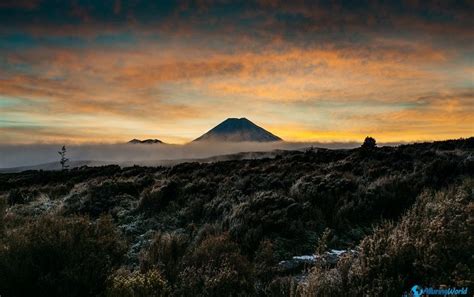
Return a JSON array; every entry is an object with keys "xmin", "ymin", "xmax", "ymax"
[{"xmin": 0, "ymin": 0, "xmax": 472, "ymax": 144}]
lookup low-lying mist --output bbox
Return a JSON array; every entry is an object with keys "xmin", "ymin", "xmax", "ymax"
[{"xmin": 0, "ymin": 141, "xmax": 367, "ymax": 169}]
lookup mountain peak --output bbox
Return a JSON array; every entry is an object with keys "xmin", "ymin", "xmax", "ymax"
[
  {"xmin": 223, "ymin": 117, "xmax": 250, "ymax": 123},
  {"xmin": 193, "ymin": 118, "xmax": 282, "ymax": 142}
]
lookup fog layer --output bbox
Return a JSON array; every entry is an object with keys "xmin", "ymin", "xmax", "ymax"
[{"xmin": 0, "ymin": 141, "xmax": 369, "ymax": 169}]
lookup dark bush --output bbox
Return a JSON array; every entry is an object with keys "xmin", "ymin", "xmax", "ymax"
[
  {"xmin": 138, "ymin": 180, "xmax": 180, "ymax": 213},
  {"xmin": 266, "ymin": 276, "xmax": 301, "ymax": 297},
  {"xmin": 141, "ymin": 231, "xmax": 190, "ymax": 284},
  {"xmin": 423, "ymin": 158, "xmax": 459, "ymax": 186},
  {"xmin": 0, "ymin": 196, "xmax": 5, "ymax": 235},
  {"xmin": 177, "ymin": 233, "xmax": 255, "ymax": 297},
  {"xmin": 254, "ymin": 239, "xmax": 278, "ymax": 283},
  {"xmin": 63, "ymin": 180, "xmax": 138, "ymax": 217},
  {"xmin": 7, "ymin": 188, "xmax": 35, "ymax": 205},
  {"xmin": 0, "ymin": 215, "xmax": 126, "ymax": 297},
  {"xmin": 361, "ymin": 136, "xmax": 377, "ymax": 149},
  {"xmin": 291, "ymin": 174, "xmax": 357, "ymax": 225},
  {"xmin": 337, "ymin": 174, "xmax": 418, "ymax": 225},
  {"xmin": 47, "ymin": 183, "xmax": 72, "ymax": 199},
  {"xmin": 229, "ymin": 191, "xmax": 305, "ymax": 255}
]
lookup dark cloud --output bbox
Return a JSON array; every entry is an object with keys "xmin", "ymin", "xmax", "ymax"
[{"xmin": 1, "ymin": 1, "xmax": 472, "ymax": 40}]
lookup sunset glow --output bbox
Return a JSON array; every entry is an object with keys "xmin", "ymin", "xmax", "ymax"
[{"xmin": 0, "ymin": 1, "xmax": 472, "ymax": 144}]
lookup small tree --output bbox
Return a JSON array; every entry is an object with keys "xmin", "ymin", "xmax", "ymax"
[
  {"xmin": 58, "ymin": 145, "xmax": 69, "ymax": 170},
  {"xmin": 315, "ymin": 228, "xmax": 331, "ymax": 256},
  {"xmin": 361, "ymin": 136, "xmax": 377, "ymax": 149}
]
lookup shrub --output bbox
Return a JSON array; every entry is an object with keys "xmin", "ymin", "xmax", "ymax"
[
  {"xmin": 290, "ymin": 174, "xmax": 357, "ymax": 226},
  {"xmin": 141, "ymin": 231, "xmax": 189, "ymax": 283},
  {"xmin": 7, "ymin": 188, "xmax": 35, "ymax": 205},
  {"xmin": 301, "ymin": 179, "xmax": 474, "ymax": 296},
  {"xmin": 177, "ymin": 233, "xmax": 255, "ymax": 297},
  {"xmin": 266, "ymin": 276, "xmax": 301, "ymax": 297},
  {"xmin": 229, "ymin": 191, "xmax": 303, "ymax": 254},
  {"xmin": 138, "ymin": 180, "xmax": 180, "ymax": 213},
  {"xmin": 423, "ymin": 158, "xmax": 460, "ymax": 186},
  {"xmin": 357, "ymin": 181, "xmax": 472, "ymax": 291},
  {"xmin": 0, "ymin": 215, "xmax": 126, "ymax": 297},
  {"xmin": 0, "ymin": 196, "xmax": 5, "ymax": 235},
  {"xmin": 315, "ymin": 228, "xmax": 331, "ymax": 255},
  {"xmin": 106, "ymin": 268, "xmax": 169, "ymax": 297},
  {"xmin": 47, "ymin": 183, "xmax": 71, "ymax": 200},
  {"xmin": 302, "ymin": 266, "xmax": 345, "ymax": 297},
  {"xmin": 254, "ymin": 239, "xmax": 278, "ymax": 283},
  {"xmin": 342, "ymin": 174, "xmax": 417, "ymax": 224},
  {"xmin": 361, "ymin": 136, "xmax": 377, "ymax": 149},
  {"xmin": 63, "ymin": 180, "xmax": 138, "ymax": 218}
]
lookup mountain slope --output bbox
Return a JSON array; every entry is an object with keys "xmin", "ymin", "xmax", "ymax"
[{"xmin": 193, "ymin": 118, "xmax": 282, "ymax": 142}]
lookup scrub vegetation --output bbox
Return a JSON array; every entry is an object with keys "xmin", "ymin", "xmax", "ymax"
[{"xmin": 0, "ymin": 138, "xmax": 472, "ymax": 297}]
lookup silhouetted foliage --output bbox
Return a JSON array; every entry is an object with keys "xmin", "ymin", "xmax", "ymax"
[
  {"xmin": 361, "ymin": 136, "xmax": 377, "ymax": 149},
  {"xmin": 0, "ymin": 215, "xmax": 126, "ymax": 297},
  {"xmin": 138, "ymin": 180, "xmax": 180, "ymax": 213},
  {"xmin": 58, "ymin": 145, "xmax": 69, "ymax": 170},
  {"xmin": 177, "ymin": 233, "xmax": 255, "ymax": 297},
  {"xmin": 7, "ymin": 188, "xmax": 34, "ymax": 205}
]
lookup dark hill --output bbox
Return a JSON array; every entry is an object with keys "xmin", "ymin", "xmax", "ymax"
[{"xmin": 128, "ymin": 139, "xmax": 164, "ymax": 144}]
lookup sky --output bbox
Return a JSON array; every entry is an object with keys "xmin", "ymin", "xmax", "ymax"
[{"xmin": 0, "ymin": 0, "xmax": 473, "ymax": 144}]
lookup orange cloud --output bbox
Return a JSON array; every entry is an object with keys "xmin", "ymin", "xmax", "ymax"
[{"xmin": 0, "ymin": 27, "xmax": 471, "ymax": 144}]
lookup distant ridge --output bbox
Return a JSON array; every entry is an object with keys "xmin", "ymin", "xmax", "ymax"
[
  {"xmin": 193, "ymin": 118, "xmax": 282, "ymax": 142},
  {"xmin": 128, "ymin": 139, "xmax": 164, "ymax": 144}
]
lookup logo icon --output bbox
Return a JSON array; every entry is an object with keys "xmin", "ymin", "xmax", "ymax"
[{"xmin": 411, "ymin": 285, "xmax": 424, "ymax": 297}]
